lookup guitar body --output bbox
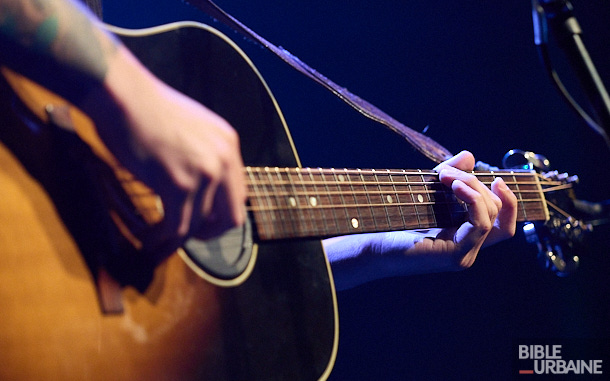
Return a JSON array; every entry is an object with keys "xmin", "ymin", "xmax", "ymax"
[{"xmin": 0, "ymin": 22, "xmax": 337, "ymax": 380}]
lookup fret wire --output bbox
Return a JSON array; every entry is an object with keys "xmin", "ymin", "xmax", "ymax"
[
  {"xmin": 243, "ymin": 167, "xmax": 543, "ymax": 175},
  {"xmin": 246, "ymin": 178, "xmax": 549, "ymax": 187},
  {"xmin": 489, "ymin": 171, "xmax": 501, "ymax": 222},
  {"xmin": 346, "ymin": 169, "xmax": 364, "ymax": 232},
  {"xmin": 529, "ymin": 172, "xmax": 545, "ymax": 218},
  {"xmin": 421, "ymin": 170, "xmax": 437, "ymax": 228},
  {"xmin": 400, "ymin": 171, "xmax": 420, "ymax": 229},
  {"xmin": 246, "ymin": 197, "xmax": 544, "ymax": 212},
  {"xmin": 405, "ymin": 169, "xmax": 422, "ymax": 228},
  {"xmin": 286, "ymin": 168, "xmax": 308, "ymax": 236},
  {"xmin": 373, "ymin": 169, "xmax": 392, "ymax": 229},
  {"xmin": 254, "ymin": 205, "xmax": 468, "ymax": 224},
  {"xmin": 306, "ymin": 168, "xmax": 328, "ymax": 236},
  {"xmin": 243, "ymin": 167, "xmax": 544, "ymax": 178},
  {"xmin": 332, "ymin": 168, "xmax": 351, "ymax": 233},
  {"xmin": 445, "ymin": 173, "xmax": 463, "ymax": 227},
  {"xmin": 319, "ymin": 168, "xmax": 341, "ymax": 234},
  {"xmin": 389, "ymin": 169, "xmax": 407, "ymax": 230},
  {"xmin": 295, "ymin": 168, "xmax": 311, "ymax": 236},
  {"xmin": 318, "ymin": 168, "xmax": 539, "ymax": 176},
  {"xmin": 245, "ymin": 173, "xmax": 540, "ymax": 179},
  {"xmin": 302, "ymin": 168, "xmax": 323, "ymax": 236},
  {"xmin": 262, "ymin": 167, "xmax": 282, "ymax": 237},
  {"xmin": 243, "ymin": 168, "xmax": 556, "ymax": 184},
  {"xmin": 265, "ymin": 167, "xmax": 284, "ymax": 234},
  {"xmin": 257, "ymin": 168, "xmax": 276, "ymax": 237},
  {"xmin": 245, "ymin": 167, "xmax": 550, "ymax": 239},
  {"xmin": 246, "ymin": 188, "xmax": 545, "ymax": 197},
  {"xmin": 247, "ymin": 188, "xmax": 544, "ymax": 214},
  {"xmin": 512, "ymin": 170, "xmax": 529, "ymax": 220},
  {"xmin": 246, "ymin": 167, "xmax": 271, "ymax": 238},
  {"xmin": 360, "ymin": 169, "xmax": 379, "ymax": 232},
  {"xmin": 257, "ymin": 211, "xmax": 468, "ymax": 233},
  {"xmin": 273, "ymin": 167, "xmax": 298, "ymax": 238}
]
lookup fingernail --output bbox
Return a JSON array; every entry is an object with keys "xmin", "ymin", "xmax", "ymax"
[
  {"xmin": 440, "ymin": 166, "xmax": 459, "ymax": 175},
  {"xmin": 495, "ymin": 177, "xmax": 509, "ymax": 190}
]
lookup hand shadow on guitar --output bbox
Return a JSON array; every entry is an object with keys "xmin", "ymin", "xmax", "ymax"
[{"xmin": 0, "ymin": 75, "xmax": 164, "ymax": 310}]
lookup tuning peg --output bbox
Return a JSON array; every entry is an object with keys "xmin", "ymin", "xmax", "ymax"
[{"xmin": 502, "ymin": 149, "xmax": 550, "ymax": 171}]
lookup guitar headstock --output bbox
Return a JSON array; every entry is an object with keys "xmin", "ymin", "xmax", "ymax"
[
  {"xmin": 502, "ymin": 150, "xmax": 594, "ymax": 276},
  {"xmin": 527, "ymin": 170, "xmax": 593, "ymax": 276}
]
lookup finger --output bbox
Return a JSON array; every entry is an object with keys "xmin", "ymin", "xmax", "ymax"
[
  {"xmin": 223, "ymin": 155, "xmax": 247, "ymax": 226},
  {"xmin": 439, "ymin": 166, "xmax": 502, "ymax": 221},
  {"xmin": 185, "ymin": 177, "xmax": 210, "ymax": 235},
  {"xmin": 138, "ymin": 188, "xmax": 190, "ymax": 258},
  {"xmin": 451, "ymin": 179, "xmax": 497, "ymax": 237},
  {"xmin": 447, "ymin": 179, "xmax": 496, "ymax": 268},
  {"xmin": 434, "ymin": 150, "xmax": 475, "ymax": 172},
  {"xmin": 483, "ymin": 177, "xmax": 518, "ymax": 246},
  {"xmin": 194, "ymin": 180, "xmax": 245, "ymax": 240},
  {"xmin": 134, "ymin": 163, "xmax": 191, "ymax": 248},
  {"xmin": 191, "ymin": 162, "xmax": 247, "ymax": 240}
]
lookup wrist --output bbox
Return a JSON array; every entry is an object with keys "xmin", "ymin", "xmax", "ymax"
[{"xmin": 76, "ymin": 43, "xmax": 161, "ymax": 161}]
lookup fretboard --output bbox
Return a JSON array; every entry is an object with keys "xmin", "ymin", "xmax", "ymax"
[{"xmin": 246, "ymin": 167, "xmax": 550, "ymax": 241}]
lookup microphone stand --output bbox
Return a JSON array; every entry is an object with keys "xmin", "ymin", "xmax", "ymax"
[
  {"xmin": 526, "ymin": 2, "xmax": 610, "ymax": 277},
  {"xmin": 533, "ymin": 0, "xmax": 610, "ymax": 149}
]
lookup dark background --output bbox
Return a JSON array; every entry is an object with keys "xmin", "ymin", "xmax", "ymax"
[{"xmin": 104, "ymin": 1, "xmax": 610, "ymax": 379}]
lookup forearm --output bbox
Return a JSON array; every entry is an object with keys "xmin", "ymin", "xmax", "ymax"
[
  {"xmin": 0, "ymin": 0, "xmax": 118, "ymax": 104},
  {"xmin": 0, "ymin": 0, "xmax": 164, "ymax": 170},
  {"xmin": 324, "ymin": 230, "xmax": 459, "ymax": 291}
]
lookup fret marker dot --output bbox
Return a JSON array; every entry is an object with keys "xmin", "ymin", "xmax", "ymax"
[
  {"xmin": 309, "ymin": 196, "xmax": 318, "ymax": 207},
  {"xmin": 351, "ymin": 218, "xmax": 359, "ymax": 229},
  {"xmin": 288, "ymin": 197, "xmax": 297, "ymax": 207},
  {"xmin": 386, "ymin": 195, "xmax": 393, "ymax": 204},
  {"xmin": 338, "ymin": 174, "xmax": 346, "ymax": 182},
  {"xmin": 417, "ymin": 194, "xmax": 424, "ymax": 203}
]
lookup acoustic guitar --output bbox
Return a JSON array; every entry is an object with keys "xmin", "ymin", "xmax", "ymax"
[{"xmin": 0, "ymin": 22, "xmax": 568, "ymax": 380}]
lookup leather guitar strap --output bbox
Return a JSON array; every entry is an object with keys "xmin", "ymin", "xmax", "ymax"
[
  {"xmin": 183, "ymin": 0, "xmax": 453, "ymax": 164},
  {"xmin": 80, "ymin": 0, "xmax": 452, "ymax": 163}
]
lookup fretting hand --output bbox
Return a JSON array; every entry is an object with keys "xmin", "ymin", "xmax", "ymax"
[{"xmin": 325, "ymin": 151, "xmax": 518, "ymax": 290}]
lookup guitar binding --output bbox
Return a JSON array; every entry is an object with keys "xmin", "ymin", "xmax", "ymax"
[{"xmin": 181, "ymin": 215, "xmax": 258, "ymax": 286}]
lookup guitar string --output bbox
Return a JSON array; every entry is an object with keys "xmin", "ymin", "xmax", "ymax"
[
  {"xmin": 243, "ymin": 178, "xmax": 565, "ymax": 188},
  {"xmin": 245, "ymin": 199, "xmax": 543, "ymax": 213},
  {"xmin": 319, "ymin": 168, "xmax": 343, "ymax": 232},
  {"xmin": 250, "ymin": 198, "xmax": 538, "ymax": 239},
  {"xmin": 243, "ymin": 188, "xmax": 546, "ymax": 197},
  {"xmin": 373, "ymin": 169, "xmax": 393, "ymax": 229},
  {"xmin": 251, "ymin": 205, "xmax": 470, "ymax": 237},
  {"xmin": 247, "ymin": 192, "xmax": 542, "ymax": 237},
  {"xmin": 243, "ymin": 169, "xmax": 565, "ymax": 186},
  {"xmin": 243, "ymin": 167, "xmax": 556, "ymax": 177},
  {"xmin": 243, "ymin": 167, "xmax": 553, "ymax": 237},
  {"xmin": 244, "ymin": 177, "xmax": 547, "ymax": 211},
  {"xmin": 359, "ymin": 168, "xmax": 380, "ymax": 232},
  {"xmin": 308, "ymin": 168, "xmax": 330, "ymax": 234}
]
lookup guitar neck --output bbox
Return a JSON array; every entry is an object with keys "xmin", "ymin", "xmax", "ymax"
[{"xmin": 246, "ymin": 167, "xmax": 550, "ymax": 241}]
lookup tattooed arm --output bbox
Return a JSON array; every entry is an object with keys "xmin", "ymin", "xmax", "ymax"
[
  {"xmin": 0, "ymin": 0, "xmax": 246, "ymax": 249},
  {"xmin": 0, "ymin": 0, "xmax": 111, "ymax": 93}
]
